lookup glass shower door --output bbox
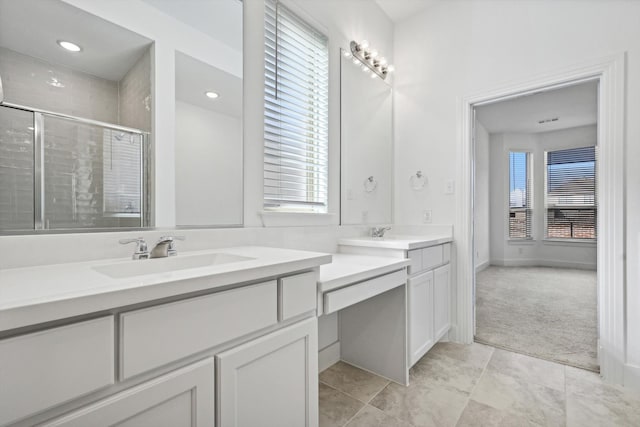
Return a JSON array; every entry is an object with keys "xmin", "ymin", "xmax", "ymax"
[{"xmin": 0, "ymin": 106, "xmax": 34, "ymax": 231}]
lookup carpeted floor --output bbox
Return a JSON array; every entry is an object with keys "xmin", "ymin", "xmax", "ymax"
[{"xmin": 475, "ymin": 266, "xmax": 598, "ymax": 372}]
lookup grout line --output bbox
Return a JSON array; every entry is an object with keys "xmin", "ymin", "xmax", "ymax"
[
  {"xmin": 452, "ymin": 345, "xmax": 495, "ymax": 426},
  {"xmin": 341, "ymin": 404, "xmax": 367, "ymax": 427}
]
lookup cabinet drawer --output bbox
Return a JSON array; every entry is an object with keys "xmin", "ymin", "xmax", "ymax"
[
  {"xmin": 0, "ymin": 317, "xmax": 114, "ymax": 426},
  {"xmin": 278, "ymin": 271, "xmax": 317, "ymax": 321},
  {"xmin": 324, "ymin": 269, "xmax": 406, "ymax": 314},
  {"xmin": 407, "ymin": 249, "xmax": 422, "ymax": 275},
  {"xmin": 422, "ymin": 245, "xmax": 444, "ymax": 271},
  {"xmin": 120, "ymin": 281, "xmax": 277, "ymax": 380}
]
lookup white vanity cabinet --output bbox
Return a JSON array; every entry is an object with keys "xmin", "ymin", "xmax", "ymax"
[
  {"xmin": 338, "ymin": 238, "xmax": 452, "ymax": 368},
  {"xmin": 40, "ymin": 358, "xmax": 216, "ymax": 427},
  {"xmin": 217, "ymin": 318, "xmax": 318, "ymax": 427},
  {"xmin": 2, "ymin": 266, "xmax": 322, "ymax": 427}
]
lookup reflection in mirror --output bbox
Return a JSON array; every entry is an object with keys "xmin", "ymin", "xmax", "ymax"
[
  {"xmin": 0, "ymin": 0, "xmax": 153, "ymax": 232},
  {"xmin": 340, "ymin": 49, "xmax": 393, "ymax": 225},
  {"xmin": 173, "ymin": 23, "xmax": 243, "ymax": 226}
]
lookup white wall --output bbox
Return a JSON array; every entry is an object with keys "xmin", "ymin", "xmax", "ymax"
[
  {"xmin": 393, "ymin": 0, "xmax": 640, "ymax": 376},
  {"xmin": 486, "ymin": 125, "xmax": 597, "ymax": 269},
  {"xmin": 474, "ymin": 121, "xmax": 490, "ymax": 270},
  {"xmin": 175, "ymin": 101, "xmax": 242, "ymax": 226}
]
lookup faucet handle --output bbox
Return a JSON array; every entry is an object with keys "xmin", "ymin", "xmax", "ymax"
[
  {"xmin": 119, "ymin": 237, "xmax": 149, "ymax": 260},
  {"xmin": 157, "ymin": 235, "xmax": 185, "ymax": 243}
]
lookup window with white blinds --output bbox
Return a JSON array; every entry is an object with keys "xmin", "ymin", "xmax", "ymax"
[
  {"xmin": 264, "ymin": 0, "xmax": 329, "ymax": 211},
  {"xmin": 508, "ymin": 151, "xmax": 532, "ymax": 239},
  {"xmin": 546, "ymin": 146, "xmax": 596, "ymax": 239}
]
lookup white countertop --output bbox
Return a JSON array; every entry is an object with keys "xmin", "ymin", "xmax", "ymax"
[
  {"xmin": 318, "ymin": 254, "xmax": 410, "ymax": 293},
  {"xmin": 0, "ymin": 246, "xmax": 331, "ymax": 332},
  {"xmin": 338, "ymin": 234, "xmax": 453, "ymax": 250}
]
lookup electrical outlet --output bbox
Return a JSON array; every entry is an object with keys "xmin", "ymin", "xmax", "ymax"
[
  {"xmin": 362, "ymin": 210, "xmax": 369, "ymax": 223},
  {"xmin": 445, "ymin": 180, "xmax": 455, "ymax": 195},
  {"xmin": 518, "ymin": 247, "xmax": 524, "ymax": 255},
  {"xmin": 422, "ymin": 210, "xmax": 432, "ymax": 223}
]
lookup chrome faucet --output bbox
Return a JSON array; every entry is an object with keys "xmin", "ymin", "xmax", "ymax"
[
  {"xmin": 119, "ymin": 237, "xmax": 149, "ymax": 260},
  {"xmin": 150, "ymin": 236, "xmax": 185, "ymax": 258},
  {"xmin": 371, "ymin": 227, "xmax": 391, "ymax": 238}
]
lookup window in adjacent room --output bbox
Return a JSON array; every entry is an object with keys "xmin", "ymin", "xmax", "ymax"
[
  {"xmin": 508, "ymin": 151, "xmax": 532, "ymax": 239},
  {"xmin": 545, "ymin": 146, "xmax": 597, "ymax": 239},
  {"xmin": 263, "ymin": 0, "xmax": 329, "ymax": 212}
]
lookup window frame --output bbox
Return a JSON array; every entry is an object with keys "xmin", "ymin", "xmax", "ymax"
[{"xmin": 507, "ymin": 150, "xmax": 534, "ymax": 240}]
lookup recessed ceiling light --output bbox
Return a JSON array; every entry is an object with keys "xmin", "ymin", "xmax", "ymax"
[
  {"xmin": 57, "ymin": 40, "xmax": 82, "ymax": 52},
  {"xmin": 205, "ymin": 91, "xmax": 219, "ymax": 99}
]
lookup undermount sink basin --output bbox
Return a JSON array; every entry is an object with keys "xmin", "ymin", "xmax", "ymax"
[{"xmin": 92, "ymin": 253, "xmax": 254, "ymax": 279}]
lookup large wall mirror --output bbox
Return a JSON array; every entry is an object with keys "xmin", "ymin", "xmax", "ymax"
[
  {"xmin": 340, "ymin": 48, "xmax": 393, "ymax": 225},
  {"xmin": 0, "ymin": 0, "xmax": 152, "ymax": 232}
]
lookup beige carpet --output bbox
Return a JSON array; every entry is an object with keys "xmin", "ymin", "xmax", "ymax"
[{"xmin": 475, "ymin": 266, "xmax": 598, "ymax": 372}]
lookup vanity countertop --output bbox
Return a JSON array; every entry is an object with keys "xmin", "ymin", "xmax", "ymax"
[
  {"xmin": 318, "ymin": 253, "xmax": 410, "ymax": 293},
  {"xmin": 338, "ymin": 233, "xmax": 453, "ymax": 250},
  {"xmin": 0, "ymin": 246, "xmax": 331, "ymax": 332}
]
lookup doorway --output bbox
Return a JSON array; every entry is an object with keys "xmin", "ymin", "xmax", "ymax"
[
  {"xmin": 455, "ymin": 54, "xmax": 626, "ymax": 384},
  {"xmin": 473, "ymin": 81, "xmax": 599, "ymax": 370}
]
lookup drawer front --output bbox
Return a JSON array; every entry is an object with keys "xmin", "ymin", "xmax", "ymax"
[
  {"xmin": 278, "ymin": 271, "xmax": 317, "ymax": 321},
  {"xmin": 120, "ymin": 281, "xmax": 277, "ymax": 380},
  {"xmin": 422, "ymin": 245, "xmax": 444, "ymax": 271},
  {"xmin": 407, "ymin": 249, "xmax": 422, "ymax": 275},
  {"xmin": 0, "ymin": 317, "xmax": 114, "ymax": 425},
  {"xmin": 324, "ymin": 269, "xmax": 406, "ymax": 314}
]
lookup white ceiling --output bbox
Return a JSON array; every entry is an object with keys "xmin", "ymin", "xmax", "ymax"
[
  {"xmin": 375, "ymin": 0, "xmax": 439, "ymax": 23},
  {"xmin": 475, "ymin": 81, "xmax": 598, "ymax": 134},
  {"xmin": 139, "ymin": 0, "xmax": 242, "ymax": 52},
  {"xmin": 175, "ymin": 51, "xmax": 242, "ymax": 118},
  {"xmin": 0, "ymin": 0, "xmax": 152, "ymax": 81}
]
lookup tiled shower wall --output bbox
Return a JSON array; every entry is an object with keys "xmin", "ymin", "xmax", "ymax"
[
  {"xmin": 0, "ymin": 47, "xmax": 119, "ymax": 123},
  {"xmin": 118, "ymin": 49, "xmax": 152, "ymax": 132}
]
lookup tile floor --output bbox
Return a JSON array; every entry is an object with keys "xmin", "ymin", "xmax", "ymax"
[{"xmin": 318, "ymin": 342, "xmax": 640, "ymax": 427}]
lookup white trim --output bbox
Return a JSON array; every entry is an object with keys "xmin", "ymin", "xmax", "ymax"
[
  {"xmin": 258, "ymin": 211, "xmax": 338, "ymax": 227},
  {"xmin": 624, "ymin": 363, "xmax": 640, "ymax": 392},
  {"xmin": 318, "ymin": 341, "xmax": 340, "ymax": 372},
  {"xmin": 475, "ymin": 260, "xmax": 490, "ymax": 273},
  {"xmin": 490, "ymin": 258, "xmax": 596, "ymax": 271},
  {"xmin": 456, "ymin": 53, "xmax": 626, "ymax": 385}
]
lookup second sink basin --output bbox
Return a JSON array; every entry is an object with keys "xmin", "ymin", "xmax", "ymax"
[{"xmin": 92, "ymin": 253, "xmax": 254, "ymax": 279}]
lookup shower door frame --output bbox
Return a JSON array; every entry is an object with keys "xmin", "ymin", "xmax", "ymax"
[{"xmin": 0, "ymin": 101, "xmax": 150, "ymax": 232}]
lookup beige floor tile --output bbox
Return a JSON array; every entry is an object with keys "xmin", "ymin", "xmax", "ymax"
[
  {"xmin": 370, "ymin": 380, "xmax": 469, "ymax": 427},
  {"xmin": 470, "ymin": 369, "xmax": 565, "ymax": 426},
  {"xmin": 565, "ymin": 366, "xmax": 640, "ymax": 427},
  {"xmin": 410, "ymin": 347, "xmax": 486, "ymax": 393},
  {"xmin": 345, "ymin": 405, "xmax": 413, "ymax": 427},
  {"xmin": 319, "ymin": 361, "xmax": 390, "ymax": 403},
  {"xmin": 487, "ymin": 348, "xmax": 565, "ymax": 391},
  {"xmin": 456, "ymin": 400, "xmax": 542, "ymax": 427},
  {"xmin": 428, "ymin": 342, "xmax": 494, "ymax": 370},
  {"xmin": 319, "ymin": 382, "xmax": 364, "ymax": 427}
]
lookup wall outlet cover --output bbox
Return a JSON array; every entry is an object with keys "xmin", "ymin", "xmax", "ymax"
[
  {"xmin": 445, "ymin": 180, "xmax": 455, "ymax": 195},
  {"xmin": 422, "ymin": 210, "xmax": 432, "ymax": 223}
]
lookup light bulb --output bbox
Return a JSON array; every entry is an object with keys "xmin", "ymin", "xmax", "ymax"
[
  {"xmin": 370, "ymin": 73, "xmax": 378, "ymax": 79},
  {"xmin": 343, "ymin": 50, "xmax": 352, "ymax": 58},
  {"xmin": 362, "ymin": 67, "xmax": 371, "ymax": 74},
  {"xmin": 360, "ymin": 40, "xmax": 369, "ymax": 50},
  {"xmin": 352, "ymin": 58, "xmax": 360, "ymax": 65},
  {"xmin": 379, "ymin": 57, "xmax": 387, "ymax": 66},
  {"xmin": 370, "ymin": 50, "xmax": 378, "ymax": 59},
  {"xmin": 386, "ymin": 65, "xmax": 395, "ymax": 73}
]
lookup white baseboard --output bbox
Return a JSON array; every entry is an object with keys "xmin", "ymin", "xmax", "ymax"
[
  {"xmin": 625, "ymin": 363, "xmax": 640, "ymax": 392},
  {"xmin": 318, "ymin": 341, "xmax": 340, "ymax": 372},
  {"xmin": 491, "ymin": 258, "xmax": 596, "ymax": 270},
  {"xmin": 475, "ymin": 261, "xmax": 490, "ymax": 273}
]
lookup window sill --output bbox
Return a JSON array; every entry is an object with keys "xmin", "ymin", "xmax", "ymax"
[
  {"xmin": 259, "ymin": 210, "xmax": 337, "ymax": 227},
  {"xmin": 543, "ymin": 238, "xmax": 597, "ymax": 246},
  {"xmin": 507, "ymin": 239, "xmax": 536, "ymax": 245}
]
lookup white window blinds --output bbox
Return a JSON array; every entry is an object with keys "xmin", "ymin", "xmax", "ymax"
[
  {"xmin": 546, "ymin": 146, "xmax": 596, "ymax": 239},
  {"xmin": 264, "ymin": 0, "xmax": 329, "ymax": 211},
  {"xmin": 508, "ymin": 151, "xmax": 532, "ymax": 239}
]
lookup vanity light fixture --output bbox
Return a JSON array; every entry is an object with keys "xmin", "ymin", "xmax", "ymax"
[
  {"xmin": 57, "ymin": 40, "xmax": 82, "ymax": 52},
  {"xmin": 205, "ymin": 91, "xmax": 220, "ymax": 99},
  {"xmin": 349, "ymin": 40, "xmax": 394, "ymax": 80}
]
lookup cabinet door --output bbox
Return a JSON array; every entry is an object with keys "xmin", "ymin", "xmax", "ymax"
[
  {"xmin": 217, "ymin": 318, "xmax": 318, "ymax": 427},
  {"xmin": 42, "ymin": 358, "xmax": 215, "ymax": 427},
  {"xmin": 434, "ymin": 264, "xmax": 451, "ymax": 340},
  {"xmin": 408, "ymin": 270, "xmax": 434, "ymax": 367}
]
